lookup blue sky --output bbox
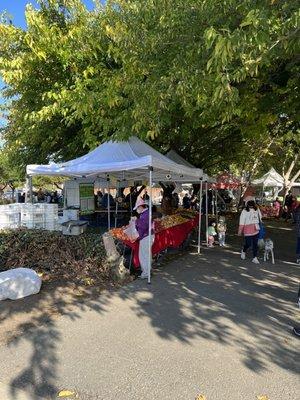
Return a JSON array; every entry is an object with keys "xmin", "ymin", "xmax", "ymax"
[
  {"xmin": 0, "ymin": 0, "xmax": 99, "ymax": 127},
  {"xmin": 0, "ymin": 0, "xmax": 98, "ymax": 28}
]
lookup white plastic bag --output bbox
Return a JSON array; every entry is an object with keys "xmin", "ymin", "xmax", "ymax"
[
  {"xmin": 0, "ymin": 268, "xmax": 42, "ymax": 301},
  {"xmin": 258, "ymin": 238, "xmax": 265, "ymax": 249},
  {"xmin": 123, "ymin": 219, "xmax": 139, "ymax": 242}
]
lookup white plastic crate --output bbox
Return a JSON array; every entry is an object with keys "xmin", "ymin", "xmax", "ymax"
[
  {"xmin": 0, "ymin": 212, "xmax": 21, "ymax": 224},
  {"xmin": 21, "ymin": 214, "xmax": 44, "ymax": 224},
  {"xmin": 0, "ymin": 204, "xmax": 20, "ymax": 212},
  {"xmin": 22, "ymin": 221, "xmax": 44, "ymax": 230}
]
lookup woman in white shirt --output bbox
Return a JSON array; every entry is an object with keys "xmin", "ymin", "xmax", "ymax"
[{"xmin": 238, "ymin": 200, "xmax": 262, "ymax": 264}]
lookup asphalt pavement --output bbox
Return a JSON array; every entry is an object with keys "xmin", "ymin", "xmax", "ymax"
[{"xmin": 0, "ymin": 219, "xmax": 299, "ymax": 400}]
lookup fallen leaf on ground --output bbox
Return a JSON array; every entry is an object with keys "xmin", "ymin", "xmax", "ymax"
[
  {"xmin": 257, "ymin": 396, "xmax": 270, "ymax": 400},
  {"xmin": 195, "ymin": 395, "xmax": 206, "ymax": 400},
  {"xmin": 57, "ymin": 389, "xmax": 76, "ymax": 398}
]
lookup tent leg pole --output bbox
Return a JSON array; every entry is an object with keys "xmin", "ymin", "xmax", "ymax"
[
  {"xmin": 25, "ymin": 175, "xmax": 30, "ymax": 203},
  {"xmin": 205, "ymin": 181, "xmax": 208, "ymax": 246},
  {"xmin": 148, "ymin": 167, "xmax": 153, "ymax": 284},
  {"xmin": 63, "ymin": 185, "xmax": 67, "ymax": 209},
  {"xmin": 215, "ymin": 190, "xmax": 218, "ymax": 222},
  {"xmin": 107, "ymin": 184, "xmax": 111, "ymax": 231},
  {"xmin": 115, "ymin": 195, "xmax": 118, "ymax": 228},
  {"xmin": 197, "ymin": 179, "xmax": 203, "ymax": 254},
  {"xmin": 29, "ymin": 176, "xmax": 33, "ymax": 204},
  {"xmin": 130, "ymin": 193, "xmax": 132, "ymax": 216}
]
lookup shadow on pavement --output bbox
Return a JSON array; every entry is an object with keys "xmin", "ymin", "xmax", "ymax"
[{"xmin": 0, "ymin": 218, "xmax": 299, "ymax": 399}]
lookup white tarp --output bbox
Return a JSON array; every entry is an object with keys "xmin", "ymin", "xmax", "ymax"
[
  {"xmin": 252, "ymin": 168, "xmax": 284, "ymax": 188},
  {"xmin": 27, "ymin": 137, "xmax": 203, "ymax": 183},
  {"xmin": 0, "ymin": 268, "xmax": 42, "ymax": 300},
  {"xmin": 165, "ymin": 149, "xmax": 214, "ymax": 183}
]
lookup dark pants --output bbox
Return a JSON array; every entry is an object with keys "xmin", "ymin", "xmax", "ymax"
[
  {"xmin": 243, "ymin": 234, "xmax": 259, "ymax": 258},
  {"xmin": 297, "ymin": 237, "xmax": 300, "ymax": 257}
]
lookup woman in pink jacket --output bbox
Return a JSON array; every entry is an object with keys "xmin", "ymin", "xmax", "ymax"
[{"xmin": 238, "ymin": 200, "xmax": 262, "ymax": 264}]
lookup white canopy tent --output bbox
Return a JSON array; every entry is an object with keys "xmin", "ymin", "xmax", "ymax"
[
  {"xmin": 165, "ymin": 150, "xmax": 214, "ymax": 183},
  {"xmin": 252, "ymin": 168, "xmax": 284, "ymax": 188},
  {"xmin": 252, "ymin": 168, "xmax": 284, "ymax": 199},
  {"xmin": 27, "ymin": 137, "xmax": 202, "ymax": 183},
  {"xmin": 27, "ymin": 137, "xmax": 203, "ymax": 283}
]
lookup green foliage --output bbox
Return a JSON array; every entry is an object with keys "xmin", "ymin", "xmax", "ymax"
[{"xmin": 0, "ymin": 0, "xmax": 299, "ymax": 178}]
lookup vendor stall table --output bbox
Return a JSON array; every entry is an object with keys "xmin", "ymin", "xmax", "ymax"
[
  {"xmin": 119, "ymin": 214, "xmax": 198, "ymax": 269},
  {"xmin": 259, "ymin": 205, "xmax": 279, "ymax": 218}
]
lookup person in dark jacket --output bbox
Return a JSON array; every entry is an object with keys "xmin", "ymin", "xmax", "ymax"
[
  {"xmin": 182, "ymin": 193, "xmax": 190, "ymax": 209},
  {"xmin": 101, "ymin": 193, "xmax": 115, "ymax": 208}
]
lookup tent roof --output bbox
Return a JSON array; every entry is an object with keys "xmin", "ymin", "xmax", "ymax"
[
  {"xmin": 165, "ymin": 150, "xmax": 214, "ymax": 183},
  {"xmin": 165, "ymin": 150, "xmax": 195, "ymax": 168},
  {"xmin": 252, "ymin": 168, "xmax": 284, "ymax": 187},
  {"xmin": 27, "ymin": 137, "xmax": 203, "ymax": 183}
]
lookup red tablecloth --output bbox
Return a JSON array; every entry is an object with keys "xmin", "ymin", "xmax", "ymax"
[
  {"xmin": 260, "ymin": 206, "xmax": 279, "ymax": 218},
  {"xmin": 123, "ymin": 215, "xmax": 199, "ymax": 269}
]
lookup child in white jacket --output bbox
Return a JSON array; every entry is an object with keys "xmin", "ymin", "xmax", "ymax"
[{"xmin": 238, "ymin": 200, "xmax": 262, "ymax": 264}]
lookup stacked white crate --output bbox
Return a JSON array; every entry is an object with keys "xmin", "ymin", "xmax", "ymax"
[
  {"xmin": 43, "ymin": 204, "xmax": 60, "ymax": 231},
  {"xmin": 20, "ymin": 203, "xmax": 45, "ymax": 229},
  {"xmin": 20, "ymin": 204, "xmax": 60, "ymax": 231},
  {"xmin": 0, "ymin": 204, "xmax": 21, "ymax": 230},
  {"xmin": 0, "ymin": 203, "xmax": 60, "ymax": 231}
]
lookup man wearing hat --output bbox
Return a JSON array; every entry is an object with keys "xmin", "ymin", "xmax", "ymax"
[{"xmin": 134, "ymin": 198, "xmax": 154, "ymax": 279}]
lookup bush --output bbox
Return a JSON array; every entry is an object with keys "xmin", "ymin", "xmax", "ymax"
[{"xmin": 0, "ymin": 229, "xmax": 110, "ymax": 284}]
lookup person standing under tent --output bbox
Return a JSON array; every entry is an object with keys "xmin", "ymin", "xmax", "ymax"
[
  {"xmin": 159, "ymin": 182, "xmax": 176, "ymax": 215},
  {"xmin": 238, "ymin": 200, "xmax": 262, "ymax": 264},
  {"xmin": 284, "ymin": 190, "xmax": 293, "ymax": 221},
  {"xmin": 291, "ymin": 196, "xmax": 299, "ymax": 224},
  {"xmin": 134, "ymin": 198, "xmax": 154, "ymax": 279},
  {"xmin": 37, "ymin": 188, "xmax": 45, "ymax": 202},
  {"xmin": 172, "ymin": 191, "xmax": 179, "ymax": 209},
  {"xmin": 52, "ymin": 190, "xmax": 59, "ymax": 204},
  {"xmin": 142, "ymin": 190, "xmax": 150, "ymax": 201},
  {"xmin": 273, "ymin": 197, "xmax": 281, "ymax": 218},
  {"xmin": 46, "ymin": 192, "xmax": 52, "ymax": 203},
  {"xmin": 95, "ymin": 190, "xmax": 103, "ymax": 208},
  {"xmin": 125, "ymin": 185, "xmax": 146, "ymax": 211},
  {"xmin": 182, "ymin": 193, "xmax": 191, "ymax": 209},
  {"xmin": 295, "ymin": 205, "xmax": 300, "ymax": 264},
  {"xmin": 101, "ymin": 192, "xmax": 115, "ymax": 208}
]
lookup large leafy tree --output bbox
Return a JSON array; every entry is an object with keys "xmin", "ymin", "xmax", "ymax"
[{"xmin": 0, "ymin": 0, "xmax": 299, "ymax": 179}]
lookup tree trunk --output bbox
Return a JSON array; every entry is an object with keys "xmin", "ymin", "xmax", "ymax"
[{"xmin": 282, "ymin": 154, "xmax": 300, "ymax": 197}]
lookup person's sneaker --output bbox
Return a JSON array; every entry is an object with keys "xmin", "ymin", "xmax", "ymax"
[
  {"xmin": 296, "ymin": 259, "xmax": 300, "ymax": 265},
  {"xmin": 138, "ymin": 274, "xmax": 148, "ymax": 279},
  {"xmin": 241, "ymin": 250, "xmax": 246, "ymax": 260},
  {"xmin": 252, "ymin": 257, "xmax": 260, "ymax": 264},
  {"xmin": 292, "ymin": 327, "xmax": 300, "ymax": 337}
]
